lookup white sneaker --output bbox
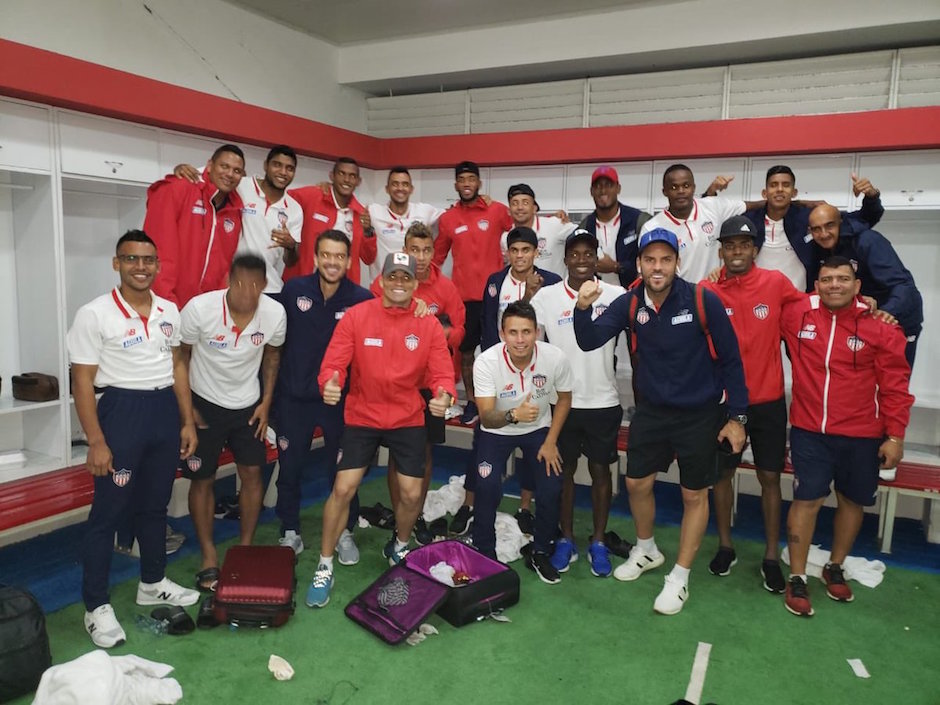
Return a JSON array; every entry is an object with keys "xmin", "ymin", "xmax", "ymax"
[
  {"xmin": 136, "ymin": 577, "xmax": 200, "ymax": 607},
  {"xmin": 336, "ymin": 529, "xmax": 360, "ymax": 566},
  {"xmin": 279, "ymin": 530, "xmax": 304, "ymax": 555},
  {"xmin": 653, "ymin": 574, "xmax": 689, "ymax": 615},
  {"xmin": 84, "ymin": 604, "xmax": 126, "ymax": 648},
  {"xmin": 613, "ymin": 545, "xmax": 665, "ymax": 582}
]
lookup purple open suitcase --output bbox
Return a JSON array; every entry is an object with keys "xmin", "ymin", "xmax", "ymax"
[{"xmin": 345, "ymin": 540, "xmax": 520, "ymax": 644}]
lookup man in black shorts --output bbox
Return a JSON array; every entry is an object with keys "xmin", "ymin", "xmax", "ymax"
[
  {"xmin": 575, "ymin": 229, "xmax": 748, "ymax": 614},
  {"xmin": 179, "ymin": 254, "xmax": 286, "ymax": 592}
]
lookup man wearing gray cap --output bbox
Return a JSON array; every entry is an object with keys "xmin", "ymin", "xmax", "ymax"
[{"xmin": 306, "ymin": 252, "xmax": 457, "ymax": 608}]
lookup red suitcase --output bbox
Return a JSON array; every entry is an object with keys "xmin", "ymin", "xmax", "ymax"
[{"xmin": 212, "ymin": 545, "xmax": 296, "ymax": 628}]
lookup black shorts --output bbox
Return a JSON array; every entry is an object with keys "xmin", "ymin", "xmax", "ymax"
[
  {"xmin": 183, "ymin": 393, "xmax": 266, "ymax": 480},
  {"xmin": 337, "ymin": 426, "xmax": 427, "ymax": 478},
  {"xmin": 558, "ymin": 406, "xmax": 624, "ymax": 467},
  {"xmin": 789, "ymin": 426, "xmax": 881, "ymax": 507},
  {"xmin": 420, "ymin": 389, "xmax": 446, "ymax": 445},
  {"xmin": 720, "ymin": 397, "xmax": 787, "ymax": 475},
  {"xmin": 460, "ymin": 300, "xmax": 482, "ymax": 353},
  {"xmin": 626, "ymin": 402, "xmax": 725, "ymax": 490}
]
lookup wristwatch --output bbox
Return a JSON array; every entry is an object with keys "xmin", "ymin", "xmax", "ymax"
[
  {"xmin": 505, "ymin": 409, "xmax": 518, "ymax": 425},
  {"xmin": 730, "ymin": 414, "xmax": 748, "ymax": 426}
]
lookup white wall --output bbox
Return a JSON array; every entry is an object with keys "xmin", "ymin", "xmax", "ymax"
[{"xmin": 0, "ymin": 0, "xmax": 368, "ymax": 133}]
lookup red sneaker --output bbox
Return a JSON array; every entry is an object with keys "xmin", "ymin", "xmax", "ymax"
[
  {"xmin": 822, "ymin": 563, "xmax": 855, "ymax": 602},
  {"xmin": 784, "ymin": 576, "xmax": 814, "ymax": 617}
]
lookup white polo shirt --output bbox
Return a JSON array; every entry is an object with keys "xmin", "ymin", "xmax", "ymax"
[
  {"xmin": 180, "ymin": 289, "xmax": 287, "ymax": 409},
  {"xmin": 236, "ymin": 177, "xmax": 303, "ymax": 293},
  {"xmin": 500, "ymin": 216, "xmax": 577, "ymax": 278},
  {"xmin": 641, "ymin": 197, "xmax": 745, "ymax": 283},
  {"xmin": 756, "ymin": 215, "xmax": 807, "ymax": 292},
  {"xmin": 68, "ymin": 288, "xmax": 180, "ymax": 390},
  {"xmin": 368, "ymin": 201, "xmax": 445, "ymax": 267},
  {"xmin": 496, "ymin": 271, "xmax": 529, "ymax": 333},
  {"xmin": 473, "ymin": 341, "xmax": 573, "ymax": 437},
  {"xmin": 530, "ymin": 278, "xmax": 625, "ymax": 409},
  {"xmin": 592, "ymin": 212, "xmax": 623, "ymax": 286}
]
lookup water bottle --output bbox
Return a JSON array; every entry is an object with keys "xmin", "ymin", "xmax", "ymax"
[{"xmin": 134, "ymin": 613, "xmax": 168, "ymax": 635}]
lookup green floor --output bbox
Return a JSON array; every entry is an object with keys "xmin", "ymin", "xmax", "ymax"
[{"xmin": 14, "ymin": 478, "xmax": 940, "ymax": 705}]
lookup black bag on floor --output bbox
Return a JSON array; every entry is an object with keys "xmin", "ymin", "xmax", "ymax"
[{"xmin": 0, "ymin": 584, "xmax": 52, "ymax": 701}]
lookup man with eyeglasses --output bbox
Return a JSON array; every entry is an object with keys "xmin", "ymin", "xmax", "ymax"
[
  {"xmin": 145, "ymin": 144, "xmax": 246, "ymax": 307},
  {"xmin": 177, "ymin": 254, "xmax": 286, "ymax": 592},
  {"xmin": 68, "ymin": 229, "xmax": 200, "ymax": 648}
]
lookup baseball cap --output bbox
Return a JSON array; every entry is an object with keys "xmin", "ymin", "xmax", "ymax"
[
  {"xmin": 506, "ymin": 226, "xmax": 538, "ymax": 248},
  {"xmin": 717, "ymin": 215, "xmax": 758, "ymax": 241},
  {"xmin": 382, "ymin": 252, "xmax": 416, "ymax": 278},
  {"xmin": 507, "ymin": 183, "xmax": 540, "ymax": 210},
  {"xmin": 638, "ymin": 228, "xmax": 679, "ymax": 254},
  {"xmin": 591, "ymin": 166, "xmax": 619, "ymax": 185},
  {"xmin": 564, "ymin": 228, "xmax": 599, "ymax": 254},
  {"xmin": 455, "ymin": 161, "xmax": 480, "ymax": 179}
]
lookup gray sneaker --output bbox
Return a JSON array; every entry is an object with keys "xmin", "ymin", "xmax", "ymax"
[
  {"xmin": 278, "ymin": 530, "xmax": 304, "ymax": 555},
  {"xmin": 336, "ymin": 529, "xmax": 360, "ymax": 566}
]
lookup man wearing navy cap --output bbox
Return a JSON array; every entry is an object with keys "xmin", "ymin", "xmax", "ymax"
[
  {"xmin": 501, "ymin": 183, "xmax": 576, "ymax": 277},
  {"xmin": 574, "ymin": 227, "xmax": 748, "ymax": 614}
]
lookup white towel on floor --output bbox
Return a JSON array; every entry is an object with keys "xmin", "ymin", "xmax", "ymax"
[
  {"xmin": 781, "ymin": 545, "xmax": 886, "ymax": 588},
  {"xmin": 495, "ymin": 511, "xmax": 528, "ymax": 563},
  {"xmin": 32, "ymin": 650, "xmax": 182, "ymax": 705},
  {"xmin": 422, "ymin": 474, "xmax": 466, "ymax": 521}
]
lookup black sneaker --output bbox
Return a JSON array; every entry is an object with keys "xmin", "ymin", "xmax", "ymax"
[
  {"xmin": 708, "ymin": 546, "xmax": 737, "ymax": 576},
  {"xmin": 526, "ymin": 550, "xmax": 561, "ymax": 585},
  {"xmin": 449, "ymin": 505, "xmax": 473, "ymax": 536},
  {"xmin": 514, "ymin": 508, "xmax": 535, "ymax": 536},
  {"xmin": 761, "ymin": 559, "xmax": 786, "ymax": 594},
  {"xmin": 428, "ymin": 517, "xmax": 448, "ymax": 540},
  {"xmin": 604, "ymin": 530, "xmax": 634, "ymax": 559},
  {"xmin": 414, "ymin": 515, "xmax": 434, "ymax": 546}
]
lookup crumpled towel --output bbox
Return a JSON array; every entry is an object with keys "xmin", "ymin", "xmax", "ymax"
[
  {"xmin": 495, "ymin": 511, "xmax": 528, "ymax": 564},
  {"xmin": 267, "ymin": 654, "xmax": 294, "ymax": 681},
  {"xmin": 429, "ymin": 561, "xmax": 457, "ymax": 586},
  {"xmin": 422, "ymin": 475, "xmax": 466, "ymax": 522},
  {"xmin": 781, "ymin": 544, "xmax": 886, "ymax": 588},
  {"xmin": 32, "ymin": 650, "xmax": 182, "ymax": 705}
]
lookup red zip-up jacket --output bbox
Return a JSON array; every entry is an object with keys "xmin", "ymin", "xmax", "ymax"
[
  {"xmin": 286, "ymin": 186, "xmax": 366, "ymax": 284},
  {"xmin": 370, "ymin": 263, "xmax": 466, "ymax": 353},
  {"xmin": 318, "ymin": 298, "xmax": 457, "ymax": 429},
  {"xmin": 701, "ymin": 266, "xmax": 805, "ymax": 405},
  {"xmin": 145, "ymin": 171, "xmax": 244, "ymax": 307},
  {"xmin": 781, "ymin": 295, "xmax": 913, "ymax": 439},
  {"xmin": 433, "ymin": 198, "xmax": 511, "ymax": 302}
]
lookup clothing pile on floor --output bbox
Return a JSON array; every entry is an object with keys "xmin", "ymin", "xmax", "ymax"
[{"xmin": 781, "ymin": 545, "xmax": 887, "ymax": 588}]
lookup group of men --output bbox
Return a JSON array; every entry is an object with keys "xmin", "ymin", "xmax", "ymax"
[{"xmin": 69, "ymin": 142, "xmax": 921, "ymax": 648}]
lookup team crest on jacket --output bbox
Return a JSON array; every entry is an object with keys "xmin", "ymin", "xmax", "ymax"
[
  {"xmin": 405, "ymin": 334, "xmax": 419, "ymax": 351},
  {"xmin": 112, "ymin": 468, "xmax": 131, "ymax": 487},
  {"xmin": 223, "ymin": 218, "xmax": 236, "ymax": 233},
  {"xmin": 477, "ymin": 219, "xmax": 490, "ymax": 231},
  {"xmin": 488, "ymin": 284, "xmax": 497, "ymax": 298},
  {"xmin": 187, "ymin": 456, "xmax": 202, "ymax": 473},
  {"xmin": 278, "ymin": 436, "xmax": 289, "ymax": 451},
  {"xmin": 846, "ymin": 336, "xmax": 865, "ymax": 352},
  {"xmin": 478, "ymin": 461, "xmax": 492, "ymax": 479},
  {"xmin": 428, "ymin": 303, "xmax": 440, "ymax": 314},
  {"xmin": 160, "ymin": 321, "xmax": 174, "ymax": 337},
  {"xmin": 532, "ymin": 374, "xmax": 547, "ymax": 389},
  {"xmin": 753, "ymin": 303, "xmax": 769, "ymax": 320},
  {"xmin": 702, "ymin": 221, "xmax": 714, "ymax": 234},
  {"xmin": 636, "ymin": 308, "xmax": 650, "ymax": 325},
  {"xmin": 296, "ymin": 296, "xmax": 313, "ymax": 312},
  {"xmin": 594, "ymin": 304, "xmax": 608, "ymax": 317},
  {"xmin": 251, "ymin": 332, "xmax": 265, "ymax": 346}
]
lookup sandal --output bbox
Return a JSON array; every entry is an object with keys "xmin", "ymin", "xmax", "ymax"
[{"xmin": 195, "ymin": 567, "xmax": 219, "ymax": 593}]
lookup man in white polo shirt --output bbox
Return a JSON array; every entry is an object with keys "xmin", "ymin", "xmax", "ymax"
[
  {"xmin": 472, "ymin": 301, "xmax": 573, "ymax": 584},
  {"xmin": 499, "ymin": 183, "xmax": 576, "ymax": 278},
  {"xmin": 531, "ymin": 229, "xmax": 626, "ymax": 579},
  {"xmin": 69, "ymin": 229, "xmax": 200, "ymax": 649},
  {"xmin": 640, "ymin": 164, "xmax": 747, "ymax": 283},
  {"xmin": 178, "ymin": 254, "xmax": 287, "ymax": 592}
]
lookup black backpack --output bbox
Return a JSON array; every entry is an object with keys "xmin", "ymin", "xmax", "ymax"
[{"xmin": 0, "ymin": 584, "xmax": 52, "ymax": 702}]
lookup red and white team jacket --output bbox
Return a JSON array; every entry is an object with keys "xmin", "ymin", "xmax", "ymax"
[
  {"xmin": 318, "ymin": 298, "xmax": 457, "ymax": 429},
  {"xmin": 433, "ymin": 198, "xmax": 511, "ymax": 302},
  {"xmin": 145, "ymin": 171, "xmax": 244, "ymax": 307},
  {"xmin": 781, "ymin": 295, "xmax": 913, "ymax": 439},
  {"xmin": 702, "ymin": 265, "xmax": 805, "ymax": 405},
  {"xmin": 286, "ymin": 186, "xmax": 367, "ymax": 284}
]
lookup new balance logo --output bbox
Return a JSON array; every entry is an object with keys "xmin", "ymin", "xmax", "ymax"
[{"xmin": 156, "ymin": 591, "xmax": 173, "ymax": 601}]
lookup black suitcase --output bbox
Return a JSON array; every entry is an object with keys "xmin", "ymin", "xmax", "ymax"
[{"xmin": 0, "ymin": 584, "xmax": 52, "ymax": 701}]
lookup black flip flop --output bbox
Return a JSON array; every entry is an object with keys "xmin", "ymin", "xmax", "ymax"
[
  {"xmin": 197, "ymin": 596, "xmax": 219, "ymax": 629},
  {"xmin": 195, "ymin": 567, "xmax": 220, "ymax": 593},
  {"xmin": 150, "ymin": 606, "xmax": 195, "ymax": 635}
]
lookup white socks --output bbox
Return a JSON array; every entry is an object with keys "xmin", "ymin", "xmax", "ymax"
[
  {"xmin": 637, "ymin": 536, "xmax": 659, "ymax": 555},
  {"xmin": 319, "ymin": 555, "xmax": 334, "ymax": 570}
]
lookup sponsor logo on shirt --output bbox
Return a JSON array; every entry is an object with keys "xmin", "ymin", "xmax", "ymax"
[
  {"xmin": 365, "ymin": 338, "xmax": 383, "ymax": 347},
  {"xmin": 112, "ymin": 468, "xmax": 131, "ymax": 487},
  {"xmin": 499, "ymin": 389, "xmax": 518, "ymax": 399},
  {"xmin": 296, "ymin": 296, "xmax": 313, "ymax": 312},
  {"xmin": 503, "ymin": 383, "xmax": 514, "ymax": 391},
  {"xmin": 122, "ymin": 335, "xmax": 144, "ymax": 348},
  {"xmin": 191, "ymin": 199, "xmax": 207, "ymax": 215},
  {"xmin": 488, "ymin": 284, "xmax": 498, "ymax": 298},
  {"xmin": 160, "ymin": 321, "xmax": 173, "ymax": 337},
  {"xmin": 250, "ymin": 331, "xmax": 265, "ymax": 346},
  {"xmin": 557, "ymin": 310, "xmax": 573, "ymax": 325},
  {"xmin": 313, "ymin": 212, "xmax": 330, "ymax": 223},
  {"xmin": 242, "ymin": 206, "xmax": 257, "ymax": 216},
  {"xmin": 209, "ymin": 340, "xmax": 228, "ymax": 349},
  {"xmin": 382, "ymin": 227, "xmax": 397, "ymax": 235},
  {"xmin": 636, "ymin": 308, "xmax": 650, "ymax": 325},
  {"xmin": 334, "ymin": 311, "xmax": 345, "ymax": 320},
  {"xmin": 798, "ymin": 325, "xmax": 816, "ymax": 340},
  {"xmin": 404, "ymin": 334, "xmax": 419, "ymax": 351},
  {"xmin": 803, "ymin": 233, "xmax": 813, "ymax": 243},
  {"xmin": 455, "ymin": 225, "xmax": 469, "ymax": 234},
  {"xmin": 623, "ymin": 234, "xmax": 637, "ymax": 245},
  {"xmin": 753, "ymin": 303, "xmax": 770, "ymax": 320},
  {"xmin": 671, "ymin": 313, "xmax": 693, "ymax": 325},
  {"xmin": 532, "ymin": 374, "xmax": 547, "ymax": 389},
  {"xmin": 477, "ymin": 219, "xmax": 490, "ymax": 231},
  {"xmin": 223, "ymin": 218, "xmax": 236, "ymax": 233},
  {"xmin": 125, "ymin": 328, "xmax": 136, "ymax": 337},
  {"xmin": 478, "ymin": 461, "xmax": 492, "ymax": 478},
  {"xmin": 186, "ymin": 457, "xmax": 202, "ymax": 473},
  {"xmin": 846, "ymin": 335, "xmax": 865, "ymax": 352}
]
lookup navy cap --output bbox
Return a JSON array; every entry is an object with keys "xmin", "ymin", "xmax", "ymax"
[
  {"xmin": 455, "ymin": 161, "xmax": 480, "ymax": 178},
  {"xmin": 718, "ymin": 215, "xmax": 758, "ymax": 241},
  {"xmin": 564, "ymin": 228, "xmax": 599, "ymax": 254},
  {"xmin": 638, "ymin": 228, "xmax": 679, "ymax": 254},
  {"xmin": 506, "ymin": 226, "xmax": 538, "ymax": 248}
]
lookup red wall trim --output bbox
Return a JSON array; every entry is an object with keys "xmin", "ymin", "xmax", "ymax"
[{"xmin": 3, "ymin": 38, "xmax": 940, "ymax": 171}]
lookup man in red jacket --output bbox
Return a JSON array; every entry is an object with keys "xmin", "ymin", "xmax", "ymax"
[
  {"xmin": 306, "ymin": 252, "xmax": 457, "ymax": 608},
  {"xmin": 701, "ymin": 216, "xmax": 805, "ymax": 593},
  {"xmin": 781, "ymin": 255, "xmax": 913, "ymax": 617},
  {"xmin": 145, "ymin": 144, "xmax": 245, "ymax": 306},
  {"xmin": 432, "ymin": 161, "xmax": 511, "ymax": 425}
]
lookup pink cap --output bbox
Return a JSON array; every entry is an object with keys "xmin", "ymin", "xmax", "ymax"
[{"xmin": 591, "ymin": 166, "xmax": 619, "ymax": 185}]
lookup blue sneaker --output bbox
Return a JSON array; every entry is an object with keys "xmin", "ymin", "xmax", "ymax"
[
  {"xmin": 459, "ymin": 401, "xmax": 479, "ymax": 425},
  {"xmin": 588, "ymin": 541, "xmax": 612, "ymax": 578},
  {"xmin": 383, "ymin": 538, "xmax": 410, "ymax": 566},
  {"xmin": 305, "ymin": 563, "xmax": 333, "ymax": 608},
  {"xmin": 550, "ymin": 538, "xmax": 578, "ymax": 573}
]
